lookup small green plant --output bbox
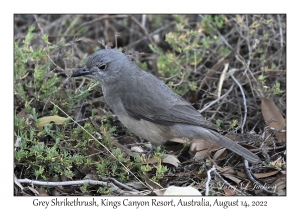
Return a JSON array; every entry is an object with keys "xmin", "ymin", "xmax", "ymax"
[
  {"xmin": 258, "ymin": 75, "xmax": 267, "ymax": 85},
  {"xmin": 260, "ymin": 54, "xmax": 266, "ymax": 61},
  {"xmin": 183, "ymin": 141, "xmax": 191, "ymax": 147},
  {"xmin": 272, "ymin": 81, "xmax": 285, "ymax": 95},
  {"xmin": 140, "ymin": 164, "xmax": 152, "ymax": 173},
  {"xmin": 64, "ymin": 82, "xmax": 99, "ymax": 109},
  {"xmin": 189, "ymin": 81, "xmax": 197, "ymax": 91},
  {"xmin": 216, "ymin": 119, "xmax": 222, "ymax": 127},
  {"xmin": 80, "ymin": 182, "xmax": 89, "ymax": 193},
  {"xmin": 154, "ymin": 164, "xmax": 168, "ymax": 181},
  {"xmin": 198, "ymin": 164, "xmax": 206, "ymax": 174},
  {"xmin": 97, "ymin": 187, "xmax": 113, "ymax": 195},
  {"xmin": 201, "ymin": 15, "xmax": 226, "ymax": 34},
  {"xmin": 268, "ymin": 158, "xmax": 285, "ymax": 169},
  {"xmin": 230, "ymin": 119, "xmax": 238, "ymax": 128},
  {"xmin": 153, "ymin": 146, "xmax": 166, "ymax": 161},
  {"xmin": 135, "ymin": 146, "xmax": 169, "ymax": 182},
  {"xmin": 264, "ymin": 63, "xmax": 276, "ymax": 71},
  {"xmin": 263, "ymin": 33, "xmax": 269, "ymax": 40}
]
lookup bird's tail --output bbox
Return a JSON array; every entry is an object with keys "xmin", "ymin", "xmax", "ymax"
[
  {"xmin": 209, "ymin": 130, "xmax": 261, "ymax": 163},
  {"xmin": 172, "ymin": 124, "xmax": 261, "ymax": 163}
]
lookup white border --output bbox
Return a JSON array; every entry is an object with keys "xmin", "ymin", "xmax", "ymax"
[{"xmin": 4, "ymin": 0, "xmax": 294, "ymax": 208}]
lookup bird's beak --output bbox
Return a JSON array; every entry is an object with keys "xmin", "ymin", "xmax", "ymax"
[{"xmin": 71, "ymin": 66, "xmax": 92, "ymax": 77}]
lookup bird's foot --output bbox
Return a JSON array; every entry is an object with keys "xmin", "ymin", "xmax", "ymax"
[{"xmin": 145, "ymin": 146, "xmax": 156, "ymax": 158}]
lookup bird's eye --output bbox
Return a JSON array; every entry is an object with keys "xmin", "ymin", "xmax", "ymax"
[{"xmin": 96, "ymin": 64, "xmax": 107, "ymax": 70}]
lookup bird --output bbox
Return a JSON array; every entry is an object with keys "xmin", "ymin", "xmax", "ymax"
[{"xmin": 71, "ymin": 49, "xmax": 260, "ymax": 163}]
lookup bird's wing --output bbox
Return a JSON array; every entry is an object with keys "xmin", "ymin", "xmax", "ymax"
[{"xmin": 120, "ymin": 73, "xmax": 219, "ymax": 131}]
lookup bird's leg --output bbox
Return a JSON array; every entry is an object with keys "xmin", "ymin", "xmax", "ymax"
[{"xmin": 145, "ymin": 145, "xmax": 157, "ymax": 157}]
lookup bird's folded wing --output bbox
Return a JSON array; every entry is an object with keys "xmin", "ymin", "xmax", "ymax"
[{"xmin": 121, "ymin": 91, "xmax": 219, "ymax": 131}]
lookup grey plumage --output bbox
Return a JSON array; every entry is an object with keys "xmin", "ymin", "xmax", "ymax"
[{"xmin": 71, "ymin": 49, "xmax": 260, "ymax": 163}]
